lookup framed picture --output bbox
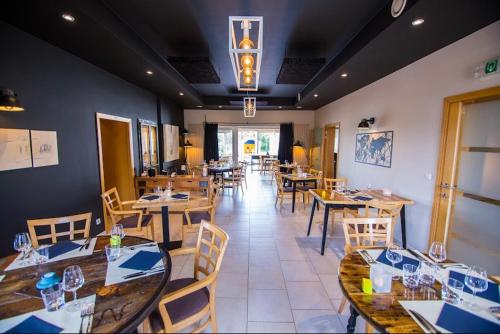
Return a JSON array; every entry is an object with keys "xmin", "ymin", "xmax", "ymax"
[
  {"xmin": 31, "ymin": 130, "xmax": 59, "ymax": 167},
  {"xmin": 355, "ymin": 131, "xmax": 393, "ymax": 168},
  {"xmin": 0, "ymin": 128, "xmax": 32, "ymax": 171},
  {"xmin": 163, "ymin": 124, "xmax": 179, "ymax": 162}
]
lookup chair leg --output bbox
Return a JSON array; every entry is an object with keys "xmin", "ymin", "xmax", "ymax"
[
  {"xmin": 365, "ymin": 322, "xmax": 374, "ymax": 333},
  {"xmin": 338, "ymin": 297, "xmax": 347, "ymax": 314},
  {"xmin": 210, "ymin": 300, "xmax": 218, "ymax": 333},
  {"xmin": 275, "ymin": 195, "xmax": 279, "ymax": 207}
]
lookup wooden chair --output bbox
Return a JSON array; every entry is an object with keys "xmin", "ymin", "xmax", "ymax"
[
  {"xmin": 184, "ymin": 184, "xmax": 220, "ymax": 231},
  {"xmin": 27, "ymin": 212, "xmax": 91, "ymax": 248},
  {"xmin": 274, "ymin": 173, "xmax": 304, "ymax": 208},
  {"xmin": 270, "ymin": 160, "xmax": 280, "ymax": 184},
  {"xmin": 321, "ymin": 177, "xmax": 356, "ymax": 223},
  {"xmin": 145, "ymin": 179, "xmax": 169, "ymax": 193},
  {"xmin": 297, "ymin": 169, "xmax": 323, "ymax": 204},
  {"xmin": 146, "ymin": 221, "xmax": 229, "ymax": 333},
  {"xmin": 223, "ymin": 166, "xmax": 245, "ymax": 194},
  {"xmin": 338, "ymin": 217, "xmax": 392, "ymax": 321},
  {"xmin": 238, "ymin": 161, "xmax": 248, "ymax": 189},
  {"xmin": 101, "ymin": 187, "xmax": 154, "ymax": 239}
]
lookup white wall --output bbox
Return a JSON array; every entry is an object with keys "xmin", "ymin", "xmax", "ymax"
[{"xmin": 315, "ymin": 20, "xmax": 500, "ymax": 251}]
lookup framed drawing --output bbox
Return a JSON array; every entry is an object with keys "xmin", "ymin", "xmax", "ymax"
[
  {"xmin": 163, "ymin": 124, "xmax": 179, "ymax": 162},
  {"xmin": 0, "ymin": 128, "xmax": 32, "ymax": 171},
  {"xmin": 355, "ymin": 131, "xmax": 393, "ymax": 168},
  {"xmin": 31, "ymin": 130, "xmax": 59, "ymax": 167}
]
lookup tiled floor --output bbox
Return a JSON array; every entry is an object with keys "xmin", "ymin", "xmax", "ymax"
[{"xmin": 171, "ymin": 170, "xmax": 367, "ymax": 333}]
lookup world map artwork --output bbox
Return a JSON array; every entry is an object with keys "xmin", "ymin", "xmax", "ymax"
[{"xmin": 355, "ymin": 131, "xmax": 393, "ymax": 168}]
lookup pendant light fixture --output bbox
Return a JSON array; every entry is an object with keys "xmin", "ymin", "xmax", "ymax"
[
  {"xmin": 293, "ymin": 140, "xmax": 304, "ymax": 148},
  {"xmin": 184, "ymin": 139, "xmax": 193, "ymax": 148},
  {"xmin": 243, "ymin": 96, "xmax": 256, "ymax": 117},
  {"xmin": 229, "ymin": 16, "xmax": 263, "ymax": 91},
  {"xmin": 0, "ymin": 88, "xmax": 24, "ymax": 112}
]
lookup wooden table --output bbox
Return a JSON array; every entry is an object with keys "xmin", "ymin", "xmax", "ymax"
[
  {"xmin": 281, "ymin": 174, "xmax": 322, "ymax": 213},
  {"xmin": 133, "ymin": 192, "xmax": 208, "ymax": 249},
  {"xmin": 339, "ymin": 251, "xmax": 436, "ymax": 333},
  {"xmin": 307, "ymin": 189, "xmax": 414, "ymax": 255},
  {"xmin": 0, "ymin": 236, "xmax": 171, "ymax": 333},
  {"xmin": 134, "ymin": 175, "xmax": 212, "ymax": 197}
]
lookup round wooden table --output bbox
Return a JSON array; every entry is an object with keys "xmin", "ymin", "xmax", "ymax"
[
  {"xmin": 0, "ymin": 236, "xmax": 172, "ymax": 333},
  {"xmin": 339, "ymin": 252, "xmax": 439, "ymax": 333}
]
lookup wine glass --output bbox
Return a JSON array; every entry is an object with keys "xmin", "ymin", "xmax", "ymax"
[
  {"xmin": 62, "ymin": 265, "xmax": 85, "ymax": 312},
  {"xmin": 386, "ymin": 244, "xmax": 403, "ymax": 280},
  {"xmin": 13, "ymin": 233, "xmax": 32, "ymax": 265},
  {"xmin": 111, "ymin": 224, "xmax": 125, "ymax": 240},
  {"xmin": 464, "ymin": 265, "xmax": 488, "ymax": 310},
  {"xmin": 429, "ymin": 241, "xmax": 447, "ymax": 264}
]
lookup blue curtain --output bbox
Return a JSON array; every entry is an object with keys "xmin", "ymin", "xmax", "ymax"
[
  {"xmin": 278, "ymin": 123, "xmax": 293, "ymax": 163},
  {"xmin": 203, "ymin": 123, "xmax": 219, "ymax": 161}
]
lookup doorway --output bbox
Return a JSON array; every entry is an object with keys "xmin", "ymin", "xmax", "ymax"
[
  {"xmin": 429, "ymin": 86, "xmax": 500, "ymax": 274},
  {"xmin": 322, "ymin": 123, "xmax": 340, "ymax": 178},
  {"xmin": 96, "ymin": 113, "xmax": 135, "ymax": 232}
]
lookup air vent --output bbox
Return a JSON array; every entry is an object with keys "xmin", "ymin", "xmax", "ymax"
[
  {"xmin": 168, "ymin": 57, "xmax": 220, "ymax": 84},
  {"xmin": 276, "ymin": 58, "xmax": 325, "ymax": 84}
]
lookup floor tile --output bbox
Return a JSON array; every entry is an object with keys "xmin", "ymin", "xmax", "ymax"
[
  {"xmin": 249, "ymin": 265, "xmax": 286, "ymax": 290},
  {"xmin": 215, "ymin": 298, "xmax": 247, "ymax": 333},
  {"xmin": 248, "ymin": 289, "xmax": 293, "ymax": 322},
  {"xmin": 286, "ymin": 281, "xmax": 332, "ymax": 310},
  {"xmin": 281, "ymin": 261, "xmax": 319, "ymax": 282},
  {"xmin": 292, "ymin": 310, "xmax": 345, "ymax": 333},
  {"xmin": 247, "ymin": 322, "xmax": 296, "ymax": 333},
  {"xmin": 217, "ymin": 272, "xmax": 248, "ymax": 298}
]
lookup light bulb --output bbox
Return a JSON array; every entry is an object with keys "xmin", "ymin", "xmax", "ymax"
[
  {"xmin": 243, "ymin": 76, "xmax": 253, "ymax": 85},
  {"xmin": 239, "ymin": 37, "xmax": 254, "ymax": 50},
  {"xmin": 241, "ymin": 55, "xmax": 254, "ymax": 68},
  {"xmin": 243, "ymin": 67, "xmax": 253, "ymax": 76}
]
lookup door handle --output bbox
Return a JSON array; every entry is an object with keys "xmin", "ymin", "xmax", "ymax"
[{"xmin": 440, "ymin": 183, "xmax": 457, "ymax": 189}]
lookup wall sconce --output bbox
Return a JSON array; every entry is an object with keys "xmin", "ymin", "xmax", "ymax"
[
  {"xmin": 182, "ymin": 128, "xmax": 189, "ymax": 134},
  {"xmin": 358, "ymin": 117, "xmax": 375, "ymax": 129},
  {"xmin": 184, "ymin": 140, "xmax": 193, "ymax": 148},
  {"xmin": 0, "ymin": 88, "xmax": 24, "ymax": 111}
]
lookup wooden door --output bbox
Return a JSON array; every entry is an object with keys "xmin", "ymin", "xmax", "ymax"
[
  {"xmin": 322, "ymin": 124, "xmax": 340, "ymax": 178},
  {"xmin": 429, "ymin": 86, "xmax": 500, "ymax": 274}
]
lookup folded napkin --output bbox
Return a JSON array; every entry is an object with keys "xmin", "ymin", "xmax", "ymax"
[
  {"xmin": 376, "ymin": 249, "xmax": 420, "ymax": 270},
  {"xmin": 436, "ymin": 303, "xmax": 500, "ymax": 333},
  {"xmin": 143, "ymin": 195, "xmax": 160, "ymax": 201},
  {"xmin": 449, "ymin": 270, "xmax": 500, "ymax": 303},
  {"xmin": 352, "ymin": 195, "xmax": 373, "ymax": 201},
  {"xmin": 118, "ymin": 250, "xmax": 163, "ymax": 271},
  {"xmin": 171, "ymin": 193, "xmax": 188, "ymax": 199},
  {"xmin": 6, "ymin": 315, "xmax": 63, "ymax": 333},
  {"xmin": 48, "ymin": 240, "xmax": 81, "ymax": 259}
]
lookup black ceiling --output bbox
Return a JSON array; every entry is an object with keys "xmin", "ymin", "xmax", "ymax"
[{"xmin": 1, "ymin": 0, "xmax": 499, "ymax": 110}]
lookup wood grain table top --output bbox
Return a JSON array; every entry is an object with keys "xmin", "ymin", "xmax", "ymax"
[
  {"xmin": 309, "ymin": 189, "xmax": 414, "ymax": 205},
  {"xmin": 281, "ymin": 173, "xmax": 322, "ymax": 181},
  {"xmin": 132, "ymin": 192, "xmax": 209, "ymax": 210},
  {"xmin": 0, "ymin": 236, "xmax": 171, "ymax": 333}
]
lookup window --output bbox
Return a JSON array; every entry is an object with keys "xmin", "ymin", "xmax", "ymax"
[
  {"xmin": 218, "ymin": 128, "xmax": 233, "ymax": 160},
  {"xmin": 238, "ymin": 127, "xmax": 279, "ymax": 161}
]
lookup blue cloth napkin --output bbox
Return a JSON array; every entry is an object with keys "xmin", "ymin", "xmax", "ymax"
[
  {"xmin": 171, "ymin": 193, "xmax": 188, "ymax": 199},
  {"xmin": 376, "ymin": 249, "xmax": 420, "ymax": 270},
  {"xmin": 48, "ymin": 240, "xmax": 81, "ymax": 259},
  {"xmin": 449, "ymin": 270, "xmax": 500, "ymax": 303},
  {"xmin": 118, "ymin": 250, "xmax": 163, "ymax": 271},
  {"xmin": 353, "ymin": 196, "xmax": 372, "ymax": 201},
  {"xmin": 435, "ymin": 303, "xmax": 500, "ymax": 333},
  {"xmin": 143, "ymin": 195, "xmax": 160, "ymax": 201},
  {"xmin": 6, "ymin": 315, "xmax": 63, "ymax": 333}
]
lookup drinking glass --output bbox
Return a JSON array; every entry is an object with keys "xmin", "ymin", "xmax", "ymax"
[
  {"xmin": 40, "ymin": 283, "xmax": 65, "ymax": 312},
  {"xmin": 105, "ymin": 244, "xmax": 121, "ymax": 262},
  {"xmin": 464, "ymin": 265, "xmax": 488, "ymax": 310},
  {"xmin": 419, "ymin": 261, "xmax": 437, "ymax": 286},
  {"xmin": 442, "ymin": 277, "xmax": 464, "ymax": 305},
  {"xmin": 112, "ymin": 224, "xmax": 125, "ymax": 240},
  {"xmin": 403, "ymin": 264, "xmax": 419, "ymax": 289},
  {"xmin": 386, "ymin": 244, "xmax": 403, "ymax": 280},
  {"xmin": 35, "ymin": 246, "xmax": 49, "ymax": 264},
  {"xmin": 13, "ymin": 232, "xmax": 32, "ymax": 264},
  {"xmin": 429, "ymin": 241, "xmax": 447, "ymax": 264},
  {"xmin": 62, "ymin": 265, "xmax": 85, "ymax": 312}
]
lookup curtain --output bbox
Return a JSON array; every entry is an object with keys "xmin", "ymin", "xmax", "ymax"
[
  {"xmin": 278, "ymin": 123, "xmax": 294, "ymax": 163},
  {"xmin": 203, "ymin": 123, "xmax": 219, "ymax": 162}
]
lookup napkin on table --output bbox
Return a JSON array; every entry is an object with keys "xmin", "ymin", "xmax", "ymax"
[
  {"xmin": 436, "ymin": 303, "xmax": 500, "ymax": 333},
  {"xmin": 118, "ymin": 250, "xmax": 163, "ymax": 271},
  {"xmin": 376, "ymin": 249, "xmax": 420, "ymax": 270},
  {"xmin": 48, "ymin": 240, "xmax": 81, "ymax": 259},
  {"xmin": 5, "ymin": 315, "xmax": 63, "ymax": 333}
]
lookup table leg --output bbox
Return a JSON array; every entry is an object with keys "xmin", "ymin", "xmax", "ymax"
[
  {"xmin": 347, "ymin": 306, "xmax": 359, "ymax": 333},
  {"xmin": 321, "ymin": 204, "xmax": 330, "ymax": 255},
  {"xmin": 401, "ymin": 205, "xmax": 407, "ymax": 249},
  {"xmin": 161, "ymin": 206, "xmax": 182, "ymax": 251},
  {"xmin": 307, "ymin": 198, "xmax": 318, "ymax": 236},
  {"xmin": 292, "ymin": 181, "xmax": 296, "ymax": 213},
  {"xmin": 314, "ymin": 180, "xmax": 319, "ymax": 209}
]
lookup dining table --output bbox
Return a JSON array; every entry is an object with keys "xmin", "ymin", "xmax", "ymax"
[
  {"xmin": 339, "ymin": 250, "xmax": 500, "ymax": 333},
  {"xmin": 0, "ymin": 236, "xmax": 171, "ymax": 333},
  {"xmin": 307, "ymin": 189, "xmax": 414, "ymax": 255},
  {"xmin": 281, "ymin": 173, "xmax": 322, "ymax": 213}
]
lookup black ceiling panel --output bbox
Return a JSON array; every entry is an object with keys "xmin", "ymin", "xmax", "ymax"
[
  {"xmin": 276, "ymin": 58, "xmax": 325, "ymax": 84},
  {"xmin": 168, "ymin": 57, "xmax": 220, "ymax": 84}
]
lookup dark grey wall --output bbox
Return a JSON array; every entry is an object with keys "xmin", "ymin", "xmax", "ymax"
[{"xmin": 0, "ymin": 21, "xmax": 184, "ymax": 256}]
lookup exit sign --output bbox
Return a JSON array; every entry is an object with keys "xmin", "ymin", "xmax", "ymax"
[{"xmin": 474, "ymin": 57, "xmax": 500, "ymax": 79}]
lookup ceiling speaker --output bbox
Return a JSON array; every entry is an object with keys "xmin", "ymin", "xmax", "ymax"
[{"xmin": 391, "ymin": 0, "xmax": 407, "ymax": 18}]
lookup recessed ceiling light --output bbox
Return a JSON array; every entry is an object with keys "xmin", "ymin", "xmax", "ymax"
[
  {"xmin": 218, "ymin": 105, "xmax": 222, "ymax": 108},
  {"xmin": 278, "ymin": 106, "xmax": 282, "ymax": 109},
  {"xmin": 196, "ymin": 105, "xmax": 203, "ymax": 108},
  {"xmin": 61, "ymin": 13, "xmax": 75, "ymax": 22},
  {"xmin": 146, "ymin": 70, "xmax": 153, "ymax": 75},
  {"xmin": 412, "ymin": 18, "xmax": 425, "ymax": 26},
  {"xmin": 313, "ymin": 94, "xmax": 318, "ymax": 98},
  {"xmin": 179, "ymin": 92, "xmax": 184, "ymax": 96},
  {"xmin": 297, "ymin": 106, "xmax": 302, "ymax": 109},
  {"xmin": 341, "ymin": 73, "xmax": 348, "ymax": 78}
]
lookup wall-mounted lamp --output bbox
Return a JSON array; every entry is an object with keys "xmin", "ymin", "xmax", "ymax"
[
  {"xmin": 358, "ymin": 117, "xmax": 375, "ymax": 130},
  {"xmin": 182, "ymin": 128, "xmax": 189, "ymax": 135},
  {"xmin": 0, "ymin": 88, "xmax": 24, "ymax": 112},
  {"xmin": 293, "ymin": 140, "xmax": 304, "ymax": 148},
  {"xmin": 184, "ymin": 140, "xmax": 193, "ymax": 148}
]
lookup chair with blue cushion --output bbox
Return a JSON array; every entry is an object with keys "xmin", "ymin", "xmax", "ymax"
[
  {"xmin": 274, "ymin": 172, "xmax": 304, "ymax": 208},
  {"xmin": 145, "ymin": 221, "xmax": 229, "ymax": 333},
  {"xmin": 183, "ymin": 184, "xmax": 219, "ymax": 232}
]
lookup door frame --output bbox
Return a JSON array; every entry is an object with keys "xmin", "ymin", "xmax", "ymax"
[
  {"xmin": 428, "ymin": 85, "xmax": 500, "ymax": 246},
  {"xmin": 96, "ymin": 113, "xmax": 135, "ymax": 231},
  {"xmin": 321, "ymin": 122, "xmax": 341, "ymax": 179}
]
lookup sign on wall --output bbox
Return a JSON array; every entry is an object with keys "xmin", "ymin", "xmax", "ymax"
[
  {"xmin": 355, "ymin": 131, "xmax": 393, "ymax": 168},
  {"xmin": 0, "ymin": 128, "xmax": 32, "ymax": 171},
  {"xmin": 163, "ymin": 124, "xmax": 179, "ymax": 162},
  {"xmin": 31, "ymin": 130, "xmax": 59, "ymax": 167}
]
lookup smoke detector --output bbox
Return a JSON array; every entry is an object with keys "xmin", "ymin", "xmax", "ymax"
[{"xmin": 391, "ymin": 0, "xmax": 407, "ymax": 18}]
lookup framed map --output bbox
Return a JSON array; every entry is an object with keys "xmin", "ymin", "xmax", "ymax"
[
  {"xmin": 163, "ymin": 124, "xmax": 179, "ymax": 162},
  {"xmin": 355, "ymin": 131, "xmax": 393, "ymax": 168}
]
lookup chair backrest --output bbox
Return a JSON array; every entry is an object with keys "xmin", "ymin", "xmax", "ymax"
[
  {"xmin": 309, "ymin": 168, "xmax": 323, "ymax": 177},
  {"xmin": 193, "ymin": 221, "xmax": 229, "ymax": 281},
  {"xmin": 324, "ymin": 177, "xmax": 348, "ymax": 191},
  {"xmin": 101, "ymin": 187, "xmax": 123, "ymax": 213},
  {"xmin": 27, "ymin": 212, "xmax": 92, "ymax": 247},
  {"xmin": 275, "ymin": 172, "xmax": 285, "ymax": 193},
  {"xmin": 367, "ymin": 200, "xmax": 404, "ymax": 219},
  {"xmin": 208, "ymin": 183, "xmax": 220, "ymax": 206},
  {"xmin": 342, "ymin": 217, "xmax": 392, "ymax": 254},
  {"xmin": 145, "ymin": 179, "xmax": 169, "ymax": 193}
]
